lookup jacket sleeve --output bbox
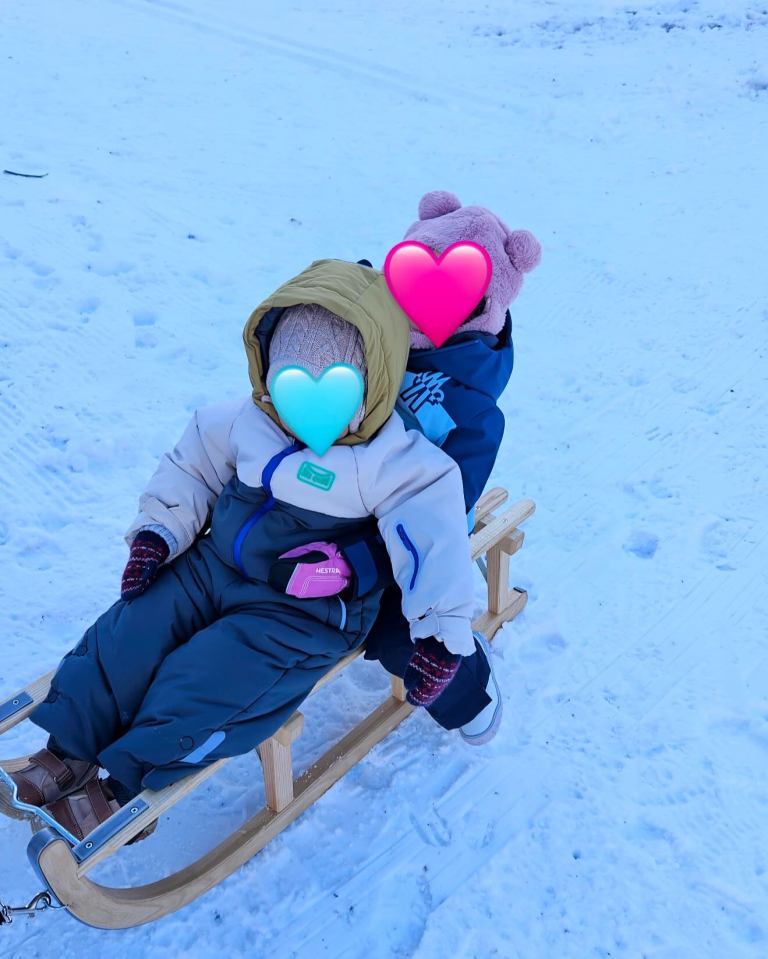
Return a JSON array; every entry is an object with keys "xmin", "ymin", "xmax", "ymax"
[
  {"xmin": 124, "ymin": 398, "xmax": 244, "ymax": 558},
  {"xmin": 354, "ymin": 419, "xmax": 477, "ymax": 656},
  {"xmin": 441, "ymin": 401, "xmax": 505, "ymax": 514}
]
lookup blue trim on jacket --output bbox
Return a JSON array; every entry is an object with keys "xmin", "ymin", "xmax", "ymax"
[{"xmin": 233, "ymin": 440, "xmax": 304, "ymax": 576}]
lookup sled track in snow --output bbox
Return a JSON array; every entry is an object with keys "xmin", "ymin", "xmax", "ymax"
[
  {"xmin": 108, "ymin": 0, "xmax": 515, "ymax": 116},
  {"xmin": 285, "ymin": 769, "xmax": 550, "ymax": 958}
]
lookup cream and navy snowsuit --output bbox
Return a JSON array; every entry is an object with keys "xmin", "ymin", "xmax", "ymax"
[{"xmin": 30, "ymin": 260, "xmax": 477, "ymax": 795}]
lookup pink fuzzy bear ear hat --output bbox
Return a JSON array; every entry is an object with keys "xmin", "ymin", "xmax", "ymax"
[{"xmin": 399, "ymin": 190, "xmax": 542, "ymax": 349}]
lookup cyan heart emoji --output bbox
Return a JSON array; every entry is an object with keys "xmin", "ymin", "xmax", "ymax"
[{"xmin": 270, "ymin": 364, "xmax": 365, "ymax": 456}]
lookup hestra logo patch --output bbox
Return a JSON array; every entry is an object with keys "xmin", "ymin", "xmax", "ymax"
[{"xmin": 297, "ymin": 461, "xmax": 336, "ymax": 492}]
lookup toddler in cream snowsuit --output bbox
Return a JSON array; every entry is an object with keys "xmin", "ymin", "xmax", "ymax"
[{"xmin": 1, "ymin": 258, "xmax": 477, "ymax": 842}]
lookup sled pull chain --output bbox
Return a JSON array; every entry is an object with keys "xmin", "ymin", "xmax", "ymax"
[{"xmin": 0, "ymin": 890, "xmax": 62, "ymax": 925}]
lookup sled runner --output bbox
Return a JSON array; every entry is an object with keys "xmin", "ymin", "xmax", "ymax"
[{"xmin": 0, "ymin": 488, "xmax": 534, "ymax": 930}]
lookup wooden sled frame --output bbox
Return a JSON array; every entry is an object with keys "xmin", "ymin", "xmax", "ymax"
[{"xmin": 0, "ymin": 489, "xmax": 535, "ymax": 929}]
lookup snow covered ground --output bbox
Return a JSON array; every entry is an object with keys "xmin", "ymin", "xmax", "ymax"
[{"xmin": 1, "ymin": 0, "xmax": 767, "ymax": 955}]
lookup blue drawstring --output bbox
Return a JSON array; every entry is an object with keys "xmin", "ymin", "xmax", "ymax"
[{"xmin": 233, "ymin": 440, "xmax": 304, "ymax": 576}]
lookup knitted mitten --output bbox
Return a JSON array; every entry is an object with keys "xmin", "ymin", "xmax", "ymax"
[
  {"xmin": 121, "ymin": 530, "xmax": 170, "ymax": 600},
  {"xmin": 404, "ymin": 636, "xmax": 462, "ymax": 707}
]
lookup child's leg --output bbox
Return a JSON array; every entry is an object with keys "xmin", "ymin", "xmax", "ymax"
[
  {"xmin": 30, "ymin": 551, "xmax": 218, "ymax": 765},
  {"xmin": 96, "ymin": 602, "xmax": 362, "ymax": 796},
  {"xmin": 364, "ymin": 584, "xmax": 492, "ymax": 729}
]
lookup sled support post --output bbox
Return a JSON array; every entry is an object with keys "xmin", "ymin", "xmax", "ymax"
[
  {"xmin": 257, "ymin": 712, "xmax": 304, "ymax": 813},
  {"xmin": 487, "ymin": 544, "xmax": 510, "ymax": 615},
  {"xmin": 390, "ymin": 675, "xmax": 407, "ymax": 702},
  {"xmin": 487, "ymin": 527, "xmax": 525, "ymax": 614},
  {"xmin": 469, "ymin": 497, "xmax": 534, "ymax": 640}
]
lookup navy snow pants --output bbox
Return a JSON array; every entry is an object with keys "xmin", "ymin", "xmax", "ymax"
[{"xmin": 30, "ymin": 539, "xmax": 369, "ymax": 796}]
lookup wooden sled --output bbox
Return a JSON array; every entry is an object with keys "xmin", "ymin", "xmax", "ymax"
[{"xmin": 0, "ymin": 489, "xmax": 535, "ymax": 930}]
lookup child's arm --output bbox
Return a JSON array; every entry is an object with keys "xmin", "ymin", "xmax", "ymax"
[
  {"xmin": 124, "ymin": 397, "xmax": 245, "ymax": 559},
  {"xmin": 440, "ymin": 400, "xmax": 505, "ymax": 515},
  {"xmin": 355, "ymin": 419, "xmax": 477, "ymax": 657}
]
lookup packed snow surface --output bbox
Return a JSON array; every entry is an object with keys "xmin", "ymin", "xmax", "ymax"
[{"xmin": 1, "ymin": 1, "xmax": 767, "ymax": 956}]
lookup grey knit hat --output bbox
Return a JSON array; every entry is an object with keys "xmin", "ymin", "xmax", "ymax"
[{"xmin": 266, "ymin": 303, "xmax": 367, "ymax": 433}]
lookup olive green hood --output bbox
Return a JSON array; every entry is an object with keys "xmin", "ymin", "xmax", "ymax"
[{"xmin": 243, "ymin": 259, "xmax": 411, "ymax": 446}]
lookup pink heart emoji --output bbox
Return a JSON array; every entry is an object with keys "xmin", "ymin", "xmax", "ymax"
[{"xmin": 384, "ymin": 241, "xmax": 493, "ymax": 347}]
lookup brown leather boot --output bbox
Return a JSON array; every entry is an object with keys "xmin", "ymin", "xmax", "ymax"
[
  {"xmin": 43, "ymin": 777, "xmax": 157, "ymax": 845},
  {"xmin": 0, "ymin": 748, "xmax": 99, "ymax": 822}
]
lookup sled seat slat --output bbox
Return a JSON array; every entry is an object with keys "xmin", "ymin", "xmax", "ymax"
[
  {"xmin": 0, "ymin": 671, "xmax": 55, "ymax": 738},
  {"xmin": 469, "ymin": 499, "xmax": 535, "ymax": 560},
  {"xmin": 473, "ymin": 487, "xmax": 508, "ymax": 525},
  {"xmin": 474, "ymin": 518, "xmax": 526, "ymax": 558}
]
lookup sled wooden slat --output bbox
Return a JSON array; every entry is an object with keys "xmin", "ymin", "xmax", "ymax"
[
  {"xmin": 0, "ymin": 670, "xmax": 55, "ymax": 738},
  {"xmin": 473, "ymin": 487, "xmax": 508, "ymax": 526},
  {"xmin": 36, "ymin": 695, "xmax": 415, "ymax": 929},
  {"xmin": 469, "ymin": 499, "xmax": 535, "ymax": 560},
  {"xmin": 311, "ymin": 649, "xmax": 362, "ymax": 694},
  {"xmin": 2, "ymin": 756, "xmax": 36, "ymax": 774},
  {"xmin": 474, "ymin": 516, "xmax": 526, "ymax": 558}
]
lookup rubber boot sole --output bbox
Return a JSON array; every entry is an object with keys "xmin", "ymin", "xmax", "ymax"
[{"xmin": 459, "ymin": 632, "xmax": 504, "ymax": 746}]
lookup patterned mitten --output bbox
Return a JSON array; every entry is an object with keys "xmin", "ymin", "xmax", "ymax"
[
  {"xmin": 121, "ymin": 530, "xmax": 170, "ymax": 600},
  {"xmin": 404, "ymin": 636, "xmax": 462, "ymax": 707}
]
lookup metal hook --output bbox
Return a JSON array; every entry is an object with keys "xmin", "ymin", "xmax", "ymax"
[{"xmin": 0, "ymin": 891, "xmax": 61, "ymax": 925}]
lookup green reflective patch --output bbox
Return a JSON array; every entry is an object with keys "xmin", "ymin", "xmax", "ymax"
[{"xmin": 297, "ymin": 461, "xmax": 336, "ymax": 492}]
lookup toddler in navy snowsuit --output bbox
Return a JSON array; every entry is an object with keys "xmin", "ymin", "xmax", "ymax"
[
  {"xmin": 2, "ymin": 259, "xmax": 481, "ymax": 841},
  {"xmin": 284, "ymin": 192, "xmax": 542, "ymax": 740}
]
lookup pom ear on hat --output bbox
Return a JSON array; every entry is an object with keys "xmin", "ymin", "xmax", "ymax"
[
  {"xmin": 418, "ymin": 190, "xmax": 462, "ymax": 220},
  {"xmin": 505, "ymin": 229, "xmax": 542, "ymax": 273}
]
